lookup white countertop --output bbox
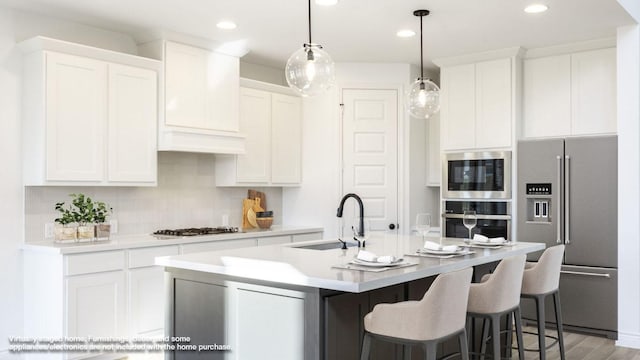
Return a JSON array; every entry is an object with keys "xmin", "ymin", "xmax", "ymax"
[
  {"xmin": 156, "ymin": 233, "xmax": 545, "ymax": 293},
  {"xmin": 21, "ymin": 225, "xmax": 323, "ymax": 254}
]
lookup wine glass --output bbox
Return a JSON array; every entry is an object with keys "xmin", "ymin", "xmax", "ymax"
[
  {"xmin": 463, "ymin": 210, "xmax": 477, "ymax": 242},
  {"xmin": 415, "ymin": 213, "xmax": 432, "ymax": 242},
  {"xmin": 353, "ymin": 217, "xmax": 371, "ymax": 247}
]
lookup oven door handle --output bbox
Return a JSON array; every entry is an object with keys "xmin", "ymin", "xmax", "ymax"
[{"xmin": 442, "ymin": 213, "xmax": 512, "ymax": 220}]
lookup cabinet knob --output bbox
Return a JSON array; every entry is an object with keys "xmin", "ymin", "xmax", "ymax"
[{"xmin": 388, "ymin": 223, "xmax": 396, "ymax": 230}]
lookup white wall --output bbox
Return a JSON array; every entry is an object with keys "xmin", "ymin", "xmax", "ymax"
[
  {"xmin": 282, "ymin": 63, "xmax": 440, "ymax": 237},
  {"xmin": 616, "ymin": 23, "xmax": 640, "ymax": 349},
  {"xmin": 0, "ymin": 7, "xmax": 24, "ymax": 358}
]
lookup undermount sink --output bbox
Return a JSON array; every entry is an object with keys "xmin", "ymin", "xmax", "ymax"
[{"xmin": 294, "ymin": 241, "xmax": 358, "ymax": 250}]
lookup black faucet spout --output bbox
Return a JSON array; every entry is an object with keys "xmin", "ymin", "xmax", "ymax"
[{"xmin": 336, "ymin": 193, "xmax": 365, "ymax": 239}]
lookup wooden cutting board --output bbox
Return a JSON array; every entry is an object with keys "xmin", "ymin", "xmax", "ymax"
[{"xmin": 248, "ymin": 189, "xmax": 267, "ymax": 210}]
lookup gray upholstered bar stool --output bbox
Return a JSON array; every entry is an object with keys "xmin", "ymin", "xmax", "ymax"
[
  {"xmin": 520, "ymin": 245, "xmax": 566, "ymax": 360},
  {"xmin": 466, "ymin": 255, "xmax": 526, "ymax": 360},
  {"xmin": 360, "ymin": 267, "xmax": 473, "ymax": 360}
]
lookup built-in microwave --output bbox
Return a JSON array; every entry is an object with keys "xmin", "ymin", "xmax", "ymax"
[{"xmin": 443, "ymin": 151, "xmax": 511, "ymax": 199}]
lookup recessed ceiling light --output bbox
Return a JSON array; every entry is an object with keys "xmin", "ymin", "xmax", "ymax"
[
  {"xmin": 216, "ymin": 21, "xmax": 237, "ymax": 30},
  {"xmin": 397, "ymin": 29, "xmax": 416, "ymax": 38},
  {"xmin": 315, "ymin": 0, "xmax": 338, "ymax": 5},
  {"xmin": 524, "ymin": 4, "xmax": 549, "ymax": 13}
]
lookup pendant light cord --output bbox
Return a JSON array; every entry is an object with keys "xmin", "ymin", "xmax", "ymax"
[
  {"xmin": 308, "ymin": 0, "xmax": 312, "ymax": 45},
  {"xmin": 419, "ymin": 13, "xmax": 424, "ymax": 82}
]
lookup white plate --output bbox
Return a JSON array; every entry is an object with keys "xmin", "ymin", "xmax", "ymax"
[
  {"xmin": 418, "ymin": 247, "xmax": 464, "ymax": 255},
  {"xmin": 350, "ymin": 258, "xmax": 406, "ymax": 267},
  {"xmin": 468, "ymin": 240, "xmax": 506, "ymax": 247}
]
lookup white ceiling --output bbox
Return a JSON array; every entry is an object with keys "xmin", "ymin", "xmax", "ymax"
[{"xmin": 0, "ymin": 0, "xmax": 635, "ymax": 71}]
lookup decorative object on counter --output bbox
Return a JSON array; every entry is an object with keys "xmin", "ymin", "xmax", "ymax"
[
  {"xmin": 406, "ymin": 9, "xmax": 440, "ymax": 119},
  {"xmin": 53, "ymin": 193, "xmax": 112, "ymax": 243},
  {"xmin": 243, "ymin": 189, "xmax": 274, "ymax": 230},
  {"xmin": 256, "ymin": 211, "xmax": 273, "ymax": 230},
  {"xmin": 285, "ymin": 0, "xmax": 335, "ymax": 97}
]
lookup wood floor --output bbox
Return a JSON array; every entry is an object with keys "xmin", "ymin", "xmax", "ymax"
[{"xmin": 509, "ymin": 327, "xmax": 640, "ymax": 360}]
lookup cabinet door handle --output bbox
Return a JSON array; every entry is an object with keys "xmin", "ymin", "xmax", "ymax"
[{"xmin": 560, "ymin": 270, "xmax": 610, "ymax": 278}]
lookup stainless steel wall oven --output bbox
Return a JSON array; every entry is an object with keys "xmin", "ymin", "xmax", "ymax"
[{"xmin": 443, "ymin": 200, "xmax": 511, "ymax": 240}]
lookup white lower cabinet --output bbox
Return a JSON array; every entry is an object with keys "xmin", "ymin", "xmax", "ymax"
[
  {"xmin": 66, "ymin": 271, "xmax": 127, "ymax": 341},
  {"xmin": 23, "ymin": 231, "xmax": 322, "ymax": 359},
  {"xmin": 128, "ymin": 245, "xmax": 180, "ymax": 338}
]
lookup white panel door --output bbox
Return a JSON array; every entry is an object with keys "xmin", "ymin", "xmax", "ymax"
[
  {"xmin": 271, "ymin": 93, "xmax": 302, "ymax": 184},
  {"xmin": 45, "ymin": 51, "xmax": 106, "ymax": 181},
  {"xmin": 66, "ymin": 271, "xmax": 126, "ymax": 338},
  {"xmin": 523, "ymin": 55, "xmax": 572, "ymax": 138},
  {"xmin": 571, "ymin": 48, "xmax": 617, "ymax": 135},
  {"xmin": 237, "ymin": 87, "xmax": 271, "ymax": 183},
  {"xmin": 427, "ymin": 114, "xmax": 440, "ymax": 186},
  {"xmin": 441, "ymin": 64, "xmax": 476, "ymax": 150},
  {"xmin": 129, "ymin": 266, "xmax": 165, "ymax": 337},
  {"xmin": 342, "ymin": 89, "xmax": 398, "ymax": 231},
  {"xmin": 475, "ymin": 58, "xmax": 512, "ymax": 148},
  {"xmin": 164, "ymin": 41, "xmax": 208, "ymax": 129},
  {"xmin": 107, "ymin": 63, "xmax": 157, "ymax": 183}
]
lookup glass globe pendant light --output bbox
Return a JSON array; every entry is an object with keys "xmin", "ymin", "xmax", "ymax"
[
  {"xmin": 285, "ymin": 0, "xmax": 335, "ymax": 97},
  {"xmin": 407, "ymin": 10, "xmax": 440, "ymax": 119}
]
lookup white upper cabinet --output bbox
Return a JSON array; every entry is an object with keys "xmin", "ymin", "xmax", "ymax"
[
  {"xmin": 438, "ymin": 54, "xmax": 516, "ymax": 151},
  {"xmin": 441, "ymin": 63, "xmax": 476, "ymax": 150},
  {"xmin": 271, "ymin": 93, "xmax": 302, "ymax": 184},
  {"xmin": 108, "ymin": 64, "xmax": 158, "ymax": 183},
  {"xmin": 475, "ymin": 58, "xmax": 512, "ymax": 149},
  {"xmin": 426, "ymin": 114, "xmax": 440, "ymax": 187},
  {"xmin": 44, "ymin": 52, "xmax": 107, "ymax": 182},
  {"xmin": 571, "ymin": 48, "xmax": 617, "ymax": 135},
  {"xmin": 216, "ymin": 79, "xmax": 302, "ymax": 186},
  {"xmin": 139, "ymin": 40, "xmax": 245, "ymax": 154},
  {"xmin": 523, "ymin": 47, "xmax": 616, "ymax": 138},
  {"xmin": 20, "ymin": 37, "xmax": 160, "ymax": 186},
  {"xmin": 523, "ymin": 55, "xmax": 572, "ymax": 138},
  {"xmin": 236, "ymin": 87, "xmax": 271, "ymax": 183}
]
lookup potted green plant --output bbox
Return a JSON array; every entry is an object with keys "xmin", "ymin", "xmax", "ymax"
[
  {"xmin": 92, "ymin": 200, "xmax": 112, "ymax": 241},
  {"xmin": 54, "ymin": 202, "xmax": 78, "ymax": 242},
  {"xmin": 69, "ymin": 193, "xmax": 96, "ymax": 241}
]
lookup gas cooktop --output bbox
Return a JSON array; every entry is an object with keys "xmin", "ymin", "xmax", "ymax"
[{"xmin": 152, "ymin": 227, "xmax": 239, "ymax": 238}]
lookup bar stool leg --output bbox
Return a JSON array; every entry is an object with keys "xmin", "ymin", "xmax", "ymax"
[
  {"xmin": 459, "ymin": 330, "xmax": 470, "ymax": 360},
  {"xmin": 360, "ymin": 333, "xmax": 372, "ymax": 360},
  {"xmin": 424, "ymin": 341, "xmax": 437, "ymax": 360},
  {"xmin": 535, "ymin": 295, "xmax": 546, "ymax": 360},
  {"xmin": 403, "ymin": 344, "xmax": 412, "ymax": 360},
  {"xmin": 553, "ymin": 291, "xmax": 566, "ymax": 360},
  {"xmin": 505, "ymin": 312, "xmax": 513, "ymax": 359},
  {"xmin": 514, "ymin": 307, "xmax": 525, "ymax": 360},
  {"xmin": 480, "ymin": 318, "xmax": 490, "ymax": 360},
  {"xmin": 491, "ymin": 315, "xmax": 501, "ymax": 360}
]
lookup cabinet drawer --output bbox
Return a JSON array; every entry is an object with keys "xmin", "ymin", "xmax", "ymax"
[
  {"xmin": 65, "ymin": 251, "xmax": 125, "ymax": 276},
  {"xmin": 129, "ymin": 245, "xmax": 180, "ymax": 269},
  {"xmin": 181, "ymin": 239, "xmax": 256, "ymax": 254}
]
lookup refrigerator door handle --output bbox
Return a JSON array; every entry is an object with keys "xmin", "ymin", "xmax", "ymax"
[
  {"xmin": 556, "ymin": 155, "xmax": 563, "ymax": 244},
  {"xmin": 565, "ymin": 155, "xmax": 571, "ymax": 244},
  {"xmin": 561, "ymin": 270, "xmax": 611, "ymax": 278}
]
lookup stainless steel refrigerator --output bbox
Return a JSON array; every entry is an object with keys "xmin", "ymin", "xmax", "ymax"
[{"xmin": 517, "ymin": 135, "xmax": 617, "ymax": 339}]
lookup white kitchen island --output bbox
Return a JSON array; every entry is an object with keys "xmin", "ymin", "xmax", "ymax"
[{"xmin": 156, "ymin": 234, "xmax": 544, "ymax": 360}]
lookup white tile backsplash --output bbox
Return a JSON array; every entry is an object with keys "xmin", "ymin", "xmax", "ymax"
[{"xmin": 24, "ymin": 152, "xmax": 283, "ymax": 242}]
